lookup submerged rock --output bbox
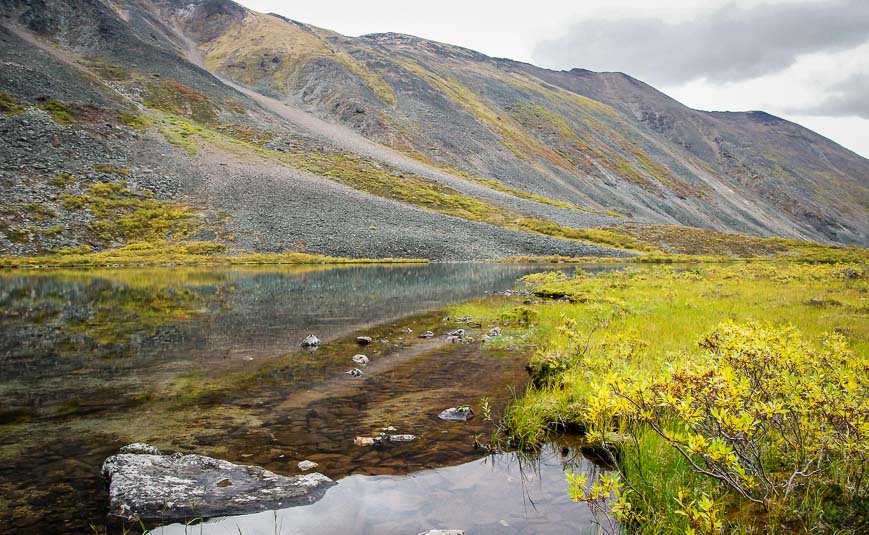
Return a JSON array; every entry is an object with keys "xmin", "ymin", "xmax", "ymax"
[
  {"xmin": 388, "ymin": 434, "xmax": 416, "ymax": 442},
  {"xmin": 297, "ymin": 460, "xmax": 318, "ymax": 471},
  {"xmin": 101, "ymin": 448, "xmax": 336, "ymax": 522},
  {"xmin": 300, "ymin": 334, "xmax": 321, "ymax": 347},
  {"xmin": 438, "ymin": 407, "xmax": 474, "ymax": 422},
  {"xmin": 351, "ymin": 354, "xmax": 370, "ymax": 366},
  {"xmin": 356, "ymin": 336, "xmax": 373, "ymax": 346},
  {"xmin": 354, "ymin": 436, "xmax": 382, "ymax": 446}
]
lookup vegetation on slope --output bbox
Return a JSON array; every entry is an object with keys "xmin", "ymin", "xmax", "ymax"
[
  {"xmin": 0, "ymin": 241, "xmax": 426, "ymax": 268},
  {"xmin": 453, "ymin": 263, "xmax": 868, "ymax": 532}
]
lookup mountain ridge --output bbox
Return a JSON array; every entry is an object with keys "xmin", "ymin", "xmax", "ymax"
[{"xmin": 0, "ymin": 0, "xmax": 865, "ymax": 260}]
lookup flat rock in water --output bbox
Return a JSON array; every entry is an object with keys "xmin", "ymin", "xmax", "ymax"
[
  {"xmin": 438, "ymin": 407, "xmax": 474, "ymax": 422},
  {"xmin": 101, "ymin": 449, "xmax": 336, "ymax": 522}
]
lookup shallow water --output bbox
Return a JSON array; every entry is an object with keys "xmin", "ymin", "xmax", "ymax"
[
  {"xmin": 158, "ymin": 444, "xmax": 602, "ymax": 535},
  {"xmin": 0, "ymin": 263, "xmax": 610, "ymax": 533}
]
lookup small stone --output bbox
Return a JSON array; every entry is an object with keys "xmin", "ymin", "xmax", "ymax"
[
  {"xmin": 447, "ymin": 328, "xmax": 466, "ymax": 338},
  {"xmin": 438, "ymin": 407, "xmax": 474, "ymax": 422},
  {"xmin": 419, "ymin": 531, "xmax": 465, "ymax": 535},
  {"xmin": 388, "ymin": 434, "xmax": 416, "ymax": 442},
  {"xmin": 354, "ymin": 436, "xmax": 381, "ymax": 446},
  {"xmin": 418, "ymin": 331, "xmax": 434, "ymax": 338},
  {"xmin": 351, "ymin": 354, "xmax": 369, "ymax": 366},
  {"xmin": 300, "ymin": 334, "xmax": 320, "ymax": 347},
  {"xmin": 356, "ymin": 336, "xmax": 373, "ymax": 346},
  {"xmin": 297, "ymin": 460, "xmax": 318, "ymax": 471},
  {"xmin": 381, "ymin": 426, "xmax": 397, "ymax": 432},
  {"xmin": 401, "ymin": 328, "xmax": 413, "ymax": 334},
  {"xmin": 346, "ymin": 368, "xmax": 364, "ymax": 377},
  {"xmin": 488, "ymin": 327, "xmax": 502, "ymax": 337}
]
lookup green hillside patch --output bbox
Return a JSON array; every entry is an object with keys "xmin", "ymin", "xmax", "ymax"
[
  {"xmin": 144, "ymin": 79, "xmax": 220, "ymax": 125},
  {"xmin": 515, "ymin": 219, "xmax": 650, "ymax": 252},
  {"xmin": 613, "ymin": 223, "xmax": 868, "ymax": 261},
  {"xmin": 0, "ymin": 91, "xmax": 25, "ymax": 115},
  {"xmin": 0, "ymin": 241, "xmax": 428, "ymax": 268},
  {"xmin": 60, "ymin": 181, "xmax": 202, "ymax": 245}
]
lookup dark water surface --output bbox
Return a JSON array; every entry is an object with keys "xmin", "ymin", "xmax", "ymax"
[{"xmin": 0, "ymin": 263, "xmax": 607, "ymax": 534}]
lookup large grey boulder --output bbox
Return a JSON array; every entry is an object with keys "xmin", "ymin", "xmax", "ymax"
[{"xmin": 101, "ymin": 446, "xmax": 336, "ymax": 522}]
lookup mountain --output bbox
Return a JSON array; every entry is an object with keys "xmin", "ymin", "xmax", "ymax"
[{"xmin": 0, "ymin": 0, "xmax": 865, "ymax": 261}]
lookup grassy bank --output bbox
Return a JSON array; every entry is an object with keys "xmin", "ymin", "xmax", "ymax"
[
  {"xmin": 453, "ymin": 262, "xmax": 868, "ymax": 532},
  {"xmin": 0, "ymin": 241, "xmax": 427, "ymax": 268}
]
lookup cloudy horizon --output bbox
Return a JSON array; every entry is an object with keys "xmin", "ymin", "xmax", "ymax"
[{"xmin": 237, "ymin": 0, "xmax": 869, "ymax": 157}]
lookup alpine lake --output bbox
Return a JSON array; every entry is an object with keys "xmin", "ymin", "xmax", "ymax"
[{"xmin": 0, "ymin": 262, "xmax": 619, "ymax": 534}]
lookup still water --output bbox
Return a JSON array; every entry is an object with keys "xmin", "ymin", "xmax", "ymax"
[{"xmin": 0, "ymin": 263, "xmax": 608, "ymax": 534}]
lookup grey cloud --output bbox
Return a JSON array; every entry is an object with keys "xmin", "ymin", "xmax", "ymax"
[
  {"xmin": 796, "ymin": 74, "xmax": 869, "ymax": 118},
  {"xmin": 533, "ymin": 0, "xmax": 869, "ymax": 85}
]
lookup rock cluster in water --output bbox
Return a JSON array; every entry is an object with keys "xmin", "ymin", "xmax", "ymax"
[{"xmin": 101, "ymin": 444, "xmax": 336, "ymax": 522}]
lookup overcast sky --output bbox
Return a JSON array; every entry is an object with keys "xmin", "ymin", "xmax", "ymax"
[{"xmin": 237, "ymin": 0, "xmax": 869, "ymax": 158}]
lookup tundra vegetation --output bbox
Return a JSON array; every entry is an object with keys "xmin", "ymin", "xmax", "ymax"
[{"xmin": 453, "ymin": 261, "xmax": 868, "ymax": 533}]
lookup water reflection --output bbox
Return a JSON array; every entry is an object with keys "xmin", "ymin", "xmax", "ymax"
[{"xmin": 158, "ymin": 444, "xmax": 602, "ymax": 535}]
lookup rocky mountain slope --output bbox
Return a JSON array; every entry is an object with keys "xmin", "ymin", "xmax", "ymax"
[{"xmin": 0, "ymin": 0, "xmax": 865, "ymax": 260}]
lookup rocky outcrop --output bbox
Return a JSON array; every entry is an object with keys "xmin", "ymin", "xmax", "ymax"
[{"xmin": 101, "ymin": 446, "xmax": 336, "ymax": 522}]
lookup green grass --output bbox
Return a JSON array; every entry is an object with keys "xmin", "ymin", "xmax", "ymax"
[
  {"xmin": 455, "ymin": 262, "xmax": 868, "ymax": 532},
  {"xmin": 116, "ymin": 111, "xmax": 150, "ymax": 132},
  {"xmin": 0, "ymin": 91, "xmax": 24, "ymax": 115},
  {"xmin": 41, "ymin": 100, "xmax": 76, "ymax": 124}
]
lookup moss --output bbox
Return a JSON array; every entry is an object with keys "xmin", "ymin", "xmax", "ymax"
[
  {"xmin": 6, "ymin": 226, "xmax": 30, "ymax": 243},
  {"xmin": 41, "ymin": 100, "xmax": 75, "ymax": 124},
  {"xmin": 0, "ymin": 91, "xmax": 25, "ymax": 115},
  {"xmin": 81, "ymin": 59, "xmax": 131, "ymax": 81},
  {"xmin": 59, "ymin": 194, "xmax": 86, "ymax": 210},
  {"xmin": 49, "ymin": 172, "xmax": 76, "ymax": 188},
  {"xmin": 56, "ymin": 180, "xmax": 205, "ymax": 247},
  {"xmin": 155, "ymin": 116, "xmax": 200, "ymax": 155},
  {"xmin": 116, "ymin": 111, "xmax": 150, "ymax": 132},
  {"xmin": 92, "ymin": 163, "xmax": 130, "ymax": 176},
  {"xmin": 24, "ymin": 202, "xmax": 57, "ymax": 222},
  {"xmin": 143, "ymin": 80, "xmax": 219, "ymax": 124},
  {"xmin": 41, "ymin": 225, "xmax": 65, "ymax": 238}
]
